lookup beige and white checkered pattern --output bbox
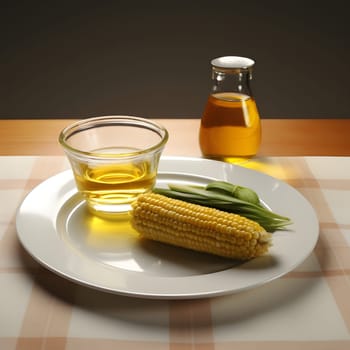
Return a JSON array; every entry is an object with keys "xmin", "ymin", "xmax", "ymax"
[{"xmin": 1, "ymin": 156, "xmax": 350, "ymax": 350}]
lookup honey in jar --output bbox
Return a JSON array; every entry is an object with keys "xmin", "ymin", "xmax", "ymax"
[{"xmin": 199, "ymin": 56, "xmax": 261, "ymax": 162}]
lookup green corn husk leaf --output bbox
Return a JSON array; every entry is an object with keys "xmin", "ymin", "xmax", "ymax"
[
  {"xmin": 153, "ymin": 182, "xmax": 292, "ymax": 232},
  {"xmin": 206, "ymin": 181, "xmax": 261, "ymax": 206}
]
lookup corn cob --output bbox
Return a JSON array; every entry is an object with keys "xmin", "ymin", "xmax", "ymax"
[{"xmin": 130, "ymin": 192, "xmax": 272, "ymax": 260}]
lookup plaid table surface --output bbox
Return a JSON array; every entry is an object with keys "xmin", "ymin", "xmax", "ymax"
[{"xmin": 1, "ymin": 156, "xmax": 350, "ymax": 350}]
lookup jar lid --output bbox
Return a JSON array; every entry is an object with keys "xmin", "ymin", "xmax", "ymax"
[{"xmin": 211, "ymin": 56, "xmax": 255, "ymax": 69}]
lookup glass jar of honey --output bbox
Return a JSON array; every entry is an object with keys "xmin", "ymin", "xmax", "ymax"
[{"xmin": 199, "ymin": 56, "xmax": 261, "ymax": 162}]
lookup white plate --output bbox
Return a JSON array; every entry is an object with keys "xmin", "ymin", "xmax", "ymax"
[{"xmin": 16, "ymin": 156, "xmax": 319, "ymax": 299}]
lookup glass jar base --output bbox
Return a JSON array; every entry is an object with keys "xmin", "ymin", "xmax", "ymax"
[
  {"xmin": 87, "ymin": 202, "xmax": 132, "ymax": 219},
  {"xmin": 203, "ymin": 155, "xmax": 254, "ymax": 165}
]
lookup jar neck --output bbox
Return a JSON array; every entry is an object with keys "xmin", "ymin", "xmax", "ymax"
[{"xmin": 211, "ymin": 68, "xmax": 253, "ymax": 96}]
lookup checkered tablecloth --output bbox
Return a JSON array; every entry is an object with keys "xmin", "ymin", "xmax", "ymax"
[{"xmin": 1, "ymin": 156, "xmax": 350, "ymax": 350}]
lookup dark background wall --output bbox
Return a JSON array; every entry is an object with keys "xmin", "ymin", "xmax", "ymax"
[{"xmin": 1, "ymin": 0, "xmax": 349, "ymax": 119}]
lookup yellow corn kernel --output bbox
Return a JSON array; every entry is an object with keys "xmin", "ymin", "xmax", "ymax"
[{"xmin": 130, "ymin": 192, "xmax": 272, "ymax": 260}]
